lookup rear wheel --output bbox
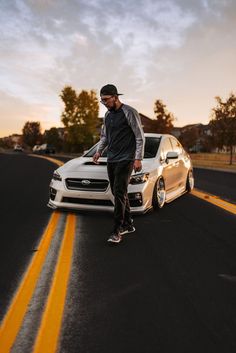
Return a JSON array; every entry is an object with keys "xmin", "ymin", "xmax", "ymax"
[
  {"xmin": 186, "ymin": 170, "xmax": 194, "ymax": 192},
  {"xmin": 152, "ymin": 178, "xmax": 166, "ymax": 209}
]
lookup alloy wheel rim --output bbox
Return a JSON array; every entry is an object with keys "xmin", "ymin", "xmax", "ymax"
[
  {"xmin": 188, "ymin": 171, "xmax": 194, "ymax": 190},
  {"xmin": 157, "ymin": 179, "xmax": 165, "ymax": 206}
]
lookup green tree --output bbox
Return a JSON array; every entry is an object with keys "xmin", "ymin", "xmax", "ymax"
[
  {"xmin": 44, "ymin": 127, "xmax": 63, "ymax": 152},
  {"xmin": 60, "ymin": 86, "xmax": 99, "ymax": 152},
  {"xmin": 22, "ymin": 121, "xmax": 42, "ymax": 148},
  {"xmin": 60, "ymin": 86, "xmax": 78, "ymax": 128},
  {"xmin": 152, "ymin": 99, "xmax": 175, "ymax": 133},
  {"xmin": 210, "ymin": 93, "xmax": 236, "ymax": 164},
  {"xmin": 179, "ymin": 126, "xmax": 200, "ymax": 152}
]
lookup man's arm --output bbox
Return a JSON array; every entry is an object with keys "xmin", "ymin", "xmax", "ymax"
[
  {"xmin": 93, "ymin": 120, "xmax": 108, "ymax": 164},
  {"xmin": 133, "ymin": 159, "xmax": 142, "ymax": 173},
  {"xmin": 123, "ymin": 105, "xmax": 145, "ymax": 171}
]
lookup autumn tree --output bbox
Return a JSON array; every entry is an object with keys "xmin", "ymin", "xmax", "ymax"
[
  {"xmin": 22, "ymin": 121, "xmax": 42, "ymax": 147},
  {"xmin": 152, "ymin": 99, "xmax": 175, "ymax": 133},
  {"xmin": 60, "ymin": 86, "xmax": 99, "ymax": 152},
  {"xmin": 210, "ymin": 93, "xmax": 236, "ymax": 164}
]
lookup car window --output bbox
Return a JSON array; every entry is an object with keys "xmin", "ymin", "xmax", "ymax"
[
  {"xmin": 160, "ymin": 137, "xmax": 173, "ymax": 159},
  {"xmin": 83, "ymin": 137, "xmax": 161, "ymax": 159},
  {"xmin": 170, "ymin": 138, "xmax": 183, "ymax": 155},
  {"xmin": 144, "ymin": 137, "xmax": 161, "ymax": 158}
]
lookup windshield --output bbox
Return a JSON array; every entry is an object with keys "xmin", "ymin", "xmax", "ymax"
[{"xmin": 84, "ymin": 136, "xmax": 161, "ymax": 159}]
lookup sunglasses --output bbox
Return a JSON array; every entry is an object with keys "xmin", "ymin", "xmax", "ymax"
[{"xmin": 100, "ymin": 96, "xmax": 114, "ymax": 104}]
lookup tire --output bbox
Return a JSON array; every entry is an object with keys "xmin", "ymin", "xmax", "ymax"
[
  {"xmin": 186, "ymin": 170, "xmax": 194, "ymax": 192},
  {"xmin": 152, "ymin": 177, "xmax": 166, "ymax": 209}
]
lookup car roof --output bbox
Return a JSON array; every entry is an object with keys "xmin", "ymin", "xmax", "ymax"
[{"xmin": 144, "ymin": 133, "xmax": 173, "ymax": 138}]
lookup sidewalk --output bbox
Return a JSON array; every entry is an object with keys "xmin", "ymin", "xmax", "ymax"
[{"xmin": 190, "ymin": 154, "xmax": 236, "ymax": 173}]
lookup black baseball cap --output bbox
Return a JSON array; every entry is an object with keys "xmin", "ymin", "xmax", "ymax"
[{"xmin": 100, "ymin": 84, "xmax": 123, "ymax": 96}]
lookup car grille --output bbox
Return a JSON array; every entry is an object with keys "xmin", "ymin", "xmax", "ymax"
[
  {"xmin": 62, "ymin": 197, "xmax": 113, "ymax": 206},
  {"xmin": 65, "ymin": 178, "xmax": 109, "ymax": 192}
]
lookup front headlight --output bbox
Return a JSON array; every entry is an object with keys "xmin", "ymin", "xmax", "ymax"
[
  {"xmin": 52, "ymin": 171, "xmax": 62, "ymax": 181},
  {"xmin": 130, "ymin": 173, "xmax": 149, "ymax": 185}
]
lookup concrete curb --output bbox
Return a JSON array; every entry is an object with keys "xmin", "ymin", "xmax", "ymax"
[{"xmin": 193, "ymin": 165, "xmax": 236, "ymax": 174}]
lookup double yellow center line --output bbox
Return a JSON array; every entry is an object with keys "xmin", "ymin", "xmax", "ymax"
[
  {"xmin": 0, "ymin": 212, "xmax": 76, "ymax": 353},
  {"xmin": 33, "ymin": 214, "xmax": 76, "ymax": 353}
]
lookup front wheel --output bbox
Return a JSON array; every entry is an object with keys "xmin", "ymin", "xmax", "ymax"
[
  {"xmin": 152, "ymin": 178, "xmax": 166, "ymax": 209},
  {"xmin": 186, "ymin": 170, "xmax": 194, "ymax": 192}
]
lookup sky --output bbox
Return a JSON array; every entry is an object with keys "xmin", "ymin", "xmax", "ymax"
[{"xmin": 0, "ymin": 0, "xmax": 236, "ymax": 137}]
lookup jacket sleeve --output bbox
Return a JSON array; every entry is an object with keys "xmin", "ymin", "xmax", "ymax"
[
  {"xmin": 96, "ymin": 118, "xmax": 108, "ymax": 155},
  {"xmin": 124, "ymin": 105, "xmax": 145, "ymax": 160}
]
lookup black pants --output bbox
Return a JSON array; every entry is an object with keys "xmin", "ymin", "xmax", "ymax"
[{"xmin": 107, "ymin": 160, "xmax": 134, "ymax": 233}]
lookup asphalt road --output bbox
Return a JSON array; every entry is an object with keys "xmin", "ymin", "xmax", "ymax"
[
  {"xmin": 0, "ymin": 152, "xmax": 55, "ymax": 320},
  {"xmin": 193, "ymin": 167, "xmax": 236, "ymax": 204},
  {"xmin": 1, "ymin": 152, "xmax": 236, "ymax": 353}
]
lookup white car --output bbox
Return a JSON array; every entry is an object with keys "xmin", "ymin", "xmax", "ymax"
[
  {"xmin": 48, "ymin": 133, "xmax": 194, "ymax": 214},
  {"xmin": 32, "ymin": 145, "xmax": 41, "ymax": 153},
  {"xmin": 33, "ymin": 144, "xmax": 55, "ymax": 154},
  {"xmin": 14, "ymin": 144, "xmax": 23, "ymax": 152}
]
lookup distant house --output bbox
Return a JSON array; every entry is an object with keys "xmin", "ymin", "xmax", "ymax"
[
  {"xmin": 0, "ymin": 134, "xmax": 22, "ymax": 149},
  {"xmin": 171, "ymin": 127, "xmax": 182, "ymax": 138},
  {"xmin": 139, "ymin": 113, "xmax": 155, "ymax": 133},
  {"xmin": 180, "ymin": 123, "xmax": 210, "ymax": 134},
  {"xmin": 176, "ymin": 123, "xmax": 212, "ymax": 152}
]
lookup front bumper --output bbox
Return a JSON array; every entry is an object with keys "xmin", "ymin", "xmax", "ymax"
[{"xmin": 48, "ymin": 178, "xmax": 153, "ymax": 214}]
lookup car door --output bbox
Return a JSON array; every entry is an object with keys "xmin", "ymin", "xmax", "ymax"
[
  {"xmin": 160, "ymin": 137, "xmax": 179, "ymax": 192},
  {"xmin": 170, "ymin": 137, "xmax": 187, "ymax": 189}
]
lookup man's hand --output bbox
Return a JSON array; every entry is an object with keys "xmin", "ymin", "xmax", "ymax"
[
  {"xmin": 93, "ymin": 152, "xmax": 101, "ymax": 164},
  {"xmin": 133, "ymin": 159, "xmax": 142, "ymax": 173}
]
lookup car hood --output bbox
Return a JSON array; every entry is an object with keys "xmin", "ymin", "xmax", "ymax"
[{"xmin": 56, "ymin": 157, "xmax": 153, "ymax": 177}]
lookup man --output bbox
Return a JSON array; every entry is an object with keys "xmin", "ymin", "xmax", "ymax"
[{"xmin": 93, "ymin": 84, "xmax": 145, "ymax": 244}]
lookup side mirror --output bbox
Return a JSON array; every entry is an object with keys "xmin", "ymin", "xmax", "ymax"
[{"xmin": 166, "ymin": 151, "xmax": 178, "ymax": 160}]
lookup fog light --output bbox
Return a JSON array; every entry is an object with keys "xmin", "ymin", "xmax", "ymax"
[
  {"xmin": 134, "ymin": 192, "xmax": 142, "ymax": 200},
  {"xmin": 49, "ymin": 187, "xmax": 57, "ymax": 201},
  {"xmin": 128, "ymin": 192, "xmax": 143, "ymax": 207}
]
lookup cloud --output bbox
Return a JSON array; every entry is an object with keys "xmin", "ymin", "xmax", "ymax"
[
  {"xmin": 0, "ymin": 0, "xmax": 236, "ymax": 136},
  {"xmin": 1, "ymin": 0, "xmax": 196, "ymax": 87}
]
